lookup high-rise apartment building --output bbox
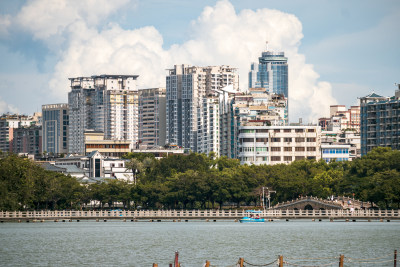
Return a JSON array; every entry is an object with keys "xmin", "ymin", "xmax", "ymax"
[
  {"xmin": 42, "ymin": 103, "xmax": 69, "ymax": 154},
  {"xmin": 0, "ymin": 114, "xmax": 34, "ymax": 153},
  {"xmin": 138, "ymin": 88, "xmax": 166, "ymax": 149},
  {"xmin": 68, "ymin": 75, "xmax": 139, "ymax": 155},
  {"xmin": 166, "ymin": 65, "xmax": 239, "ymax": 153},
  {"xmin": 12, "ymin": 125, "xmax": 42, "ymax": 155},
  {"xmin": 231, "ymin": 88, "xmax": 288, "ymax": 158},
  {"xmin": 360, "ymin": 87, "xmax": 400, "ymax": 155},
  {"xmin": 248, "ymin": 49, "xmax": 288, "ymax": 98}
]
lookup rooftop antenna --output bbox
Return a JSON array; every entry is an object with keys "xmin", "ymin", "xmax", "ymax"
[{"xmin": 265, "ymin": 41, "xmax": 269, "ymax": 51}]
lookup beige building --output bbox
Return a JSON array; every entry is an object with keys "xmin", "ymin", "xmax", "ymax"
[
  {"xmin": 84, "ymin": 131, "xmax": 131, "ymax": 158},
  {"xmin": 238, "ymin": 122, "xmax": 321, "ymax": 165}
]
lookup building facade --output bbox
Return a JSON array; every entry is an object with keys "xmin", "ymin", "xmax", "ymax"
[
  {"xmin": 321, "ymin": 144, "xmax": 350, "ymax": 163},
  {"xmin": 238, "ymin": 123, "xmax": 321, "ymax": 165},
  {"xmin": 166, "ymin": 65, "xmax": 239, "ymax": 154},
  {"xmin": 68, "ymin": 75, "xmax": 139, "ymax": 155},
  {"xmin": 42, "ymin": 103, "xmax": 69, "ymax": 154},
  {"xmin": 12, "ymin": 125, "xmax": 42, "ymax": 155},
  {"xmin": 231, "ymin": 89, "xmax": 288, "ymax": 159},
  {"xmin": 248, "ymin": 50, "xmax": 288, "ymax": 98},
  {"xmin": 0, "ymin": 114, "xmax": 35, "ymax": 153},
  {"xmin": 84, "ymin": 130, "xmax": 131, "ymax": 158},
  {"xmin": 360, "ymin": 88, "xmax": 400, "ymax": 155},
  {"xmin": 138, "ymin": 87, "xmax": 166, "ymax": 149}
]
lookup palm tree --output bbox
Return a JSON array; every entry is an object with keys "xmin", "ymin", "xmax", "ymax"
[{"xmin": 126, "ymin": 158, "xmax": 144, "ymax": 185}]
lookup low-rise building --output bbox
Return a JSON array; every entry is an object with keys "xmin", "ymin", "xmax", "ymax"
[
  {"xmin": 52, "ymin": 151, "xmax": 133, "ymax": 181},
  {"xmin": 84, "ymin": 130, "xmax": 131, "ymax": 158},
  {"xmin": 321, "ymin": 144, "xmax": 350, "ymax": 163},
  {"xmin": 238, "ymin": 122, "xmax": 321, "ymax": 165}
]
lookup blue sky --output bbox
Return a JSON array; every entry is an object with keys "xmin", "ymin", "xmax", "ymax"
[{"xmin": 0, "ymin": 0, "xmax": 399, "ymax": 122}]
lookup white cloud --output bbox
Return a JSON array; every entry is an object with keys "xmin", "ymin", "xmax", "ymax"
[
  {"xmin": 13, "ymin": 0, "xmax": 337, "ymax": 122},
  {"xmin": 0, "ymin": 96, "xmax": 19, "ymax": 114},
  {"xmin": 15, "ymin": 0, "xmax": 129, "ymax": 40},
  {"xmin": 0, "ymin": 14, "xmax": 11, "ymax": 37}
]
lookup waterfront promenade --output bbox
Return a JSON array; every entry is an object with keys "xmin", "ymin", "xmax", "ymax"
[{"xmin": 1, "ymin": 209, "xmax": 399, "ymax": 222}]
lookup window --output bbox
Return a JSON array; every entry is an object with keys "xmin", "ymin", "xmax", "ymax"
[
  {"xmin": 271, "ymin": 138, "xmax": 281, "ymax": 142},
  {"xmin": 295, "ymin": 129, "xmax": 304, "ymax": 133},
  {"xmin": 295, "ymin": 137, "xmax": 305, "ymax": 142},
  {"xmin": 256, "ymin": 138, "xmax": 268, "ymax": 142},
  {"xmin": 284, "ymin": 156, "xmax": 292, "ymax": 161},
  {"xmin": 307, "ymin": 147, "xmax": 316, "ymax": 151},
  {"xmin": 284, "ymin": 147, "xmax": 292, "ymax": 151},
  {"xmin": 242, "ymin": 138, "xmax": 254, "ymax": 143},
  {"xmin": 271, "ymin": 147, "xmax": 281, "ymax": 152},
  {"xmin": 241, "ymin": 129, "xmax": 255, "ymax": 133},
  {"xmin": 295, "ymin": 147, "xmax": 305, "ymax": 152},
  {"xmin": 307, "ymin": 138, "xmax": 316, "ymax": 142},
  {"xmin": 256, "ymin": 129, "xmax": 268, "ymax": 133},
  {"xmin": 284, "ymin": 129, "xmax": 291, "ymax": 133},
  {"xmin": 307, "ymin": 129, "xmax": 315, "ymax": 132},
  {"xmin": 256, "ymin": 147, "xmax": 268, "ymax": 152},
  {"xmin": 243, "ymin": 147, "xmax": 254, "ymax": 152},
  {"xmin": 271, "ymin": 156, "xmax": 281, "ymax": 161},
  {"xmin": 295, "ymin": 156, "xmax": 305, "ymax": 161},
  {"xmin": 284, "ymin": 138, "xmax": 292, "ymax": 142},
  {"xmin": 274, "ymin": 129, "xmax": 280, "ymax": 133}
]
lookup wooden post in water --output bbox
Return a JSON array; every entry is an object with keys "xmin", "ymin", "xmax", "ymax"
[
  {"xmin": 394, "ymin": 249, "xmax": 397, "ymax": 267},
  {"xmin": 238, "ymin": 258, "xmax": 244, "ymax": 267},
  {"xmin": 339, "ymin": 254, "xmax": 344, "ymax": 267},
  {"xmin": 280, "ymin": 255, "xmax": 284, "ymax": 267},
  {"xmin": 174, "ymin": 251, "xmax": 179, "ymax": 267},
  {"xmin": 152, "ymin": 264, "xmax": 158, "ymax": 267}
]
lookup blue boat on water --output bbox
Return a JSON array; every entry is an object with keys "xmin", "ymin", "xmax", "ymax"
[{"xmin": 239, "ymin": 210, "xmax": 265, "ymax": 223}]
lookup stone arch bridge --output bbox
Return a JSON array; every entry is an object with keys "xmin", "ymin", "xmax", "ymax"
[{"xmin": 273, "ymin": 196, "xmax": 374, "ymax": 210}]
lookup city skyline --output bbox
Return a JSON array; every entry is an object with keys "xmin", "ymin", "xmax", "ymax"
[{"xmin": 0, "ymin": 0, "xmax": 399, "ymax": 123}]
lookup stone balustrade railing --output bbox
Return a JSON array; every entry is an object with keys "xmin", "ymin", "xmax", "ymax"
[{"xmin": 0, "ymin": 209, "xmax": 399, "ymax": 220}]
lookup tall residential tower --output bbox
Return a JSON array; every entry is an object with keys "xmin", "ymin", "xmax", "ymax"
[
  {"xmin": 42, "ymin": 103, "xmax": 69, "ymax": 154},
  {"xmin": 68, "ymin": 75, "xmax": 139, "ymax": 155},
  {"xmin": 166, "ymin": 65, "xmax": 239, "ymax": 154}
]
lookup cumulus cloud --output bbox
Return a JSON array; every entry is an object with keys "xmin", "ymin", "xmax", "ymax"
[
  {"xmin": 0, "ymin": 96, "xmax": 19, "ymax": 114},
  {"xmin": 15, "ymin": 0, "xmax": 130, "ymax": 40},
  {"xmin": 11, "ymin": 0, "xmax": 336, "ymax": 122}
]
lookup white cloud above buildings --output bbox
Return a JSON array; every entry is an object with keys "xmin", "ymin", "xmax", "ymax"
[{"xmin": 2, "ymin": 0, "xmax": 338, "ymax": 122}]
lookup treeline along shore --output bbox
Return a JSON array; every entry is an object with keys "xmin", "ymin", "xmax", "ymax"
[{"xmin": 0, "ymin": 147, "xmax": 399, "ymax": 211}]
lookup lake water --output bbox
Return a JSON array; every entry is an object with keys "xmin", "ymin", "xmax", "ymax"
[{"xmin": 1, "ymin": 219, "xmax": 399, "ymax": 266}]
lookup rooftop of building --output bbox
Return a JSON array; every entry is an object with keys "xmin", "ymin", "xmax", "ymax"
[{"xmin": 69, "ymin": 74, "xmax": 139, "ymax": 80}]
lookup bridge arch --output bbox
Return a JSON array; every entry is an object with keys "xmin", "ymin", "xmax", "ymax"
[{"xmin": 304, "ymin": 204, "xmax": 313, "ymax": 210}]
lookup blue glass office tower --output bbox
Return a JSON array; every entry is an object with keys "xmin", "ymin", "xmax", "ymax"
[{"xmin": 249, "ymin": 51, "xmax": 288, "ymax": 98}]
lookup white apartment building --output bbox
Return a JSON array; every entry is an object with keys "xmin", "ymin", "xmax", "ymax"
[
  {"xmin": 238, "ymin": 123, "xmax": 321, "ymax": 165},
  {"xmin": 319, "ymin": 104, "xmax": 361, "ymax": 159},
  {"xmin": 232, "ymin": 89, "xmax": 288, "ymax": 159},
  {"xmin": 53, "ymin": 151, "xmax": 134, "ymax": 181},
  {"xmin": 166, "ymin": 64, "xmax": 239, "ymax": 153},
  {"xmin": 68, "ymin": 75, "xmax": 139, "ymax": 155}
]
